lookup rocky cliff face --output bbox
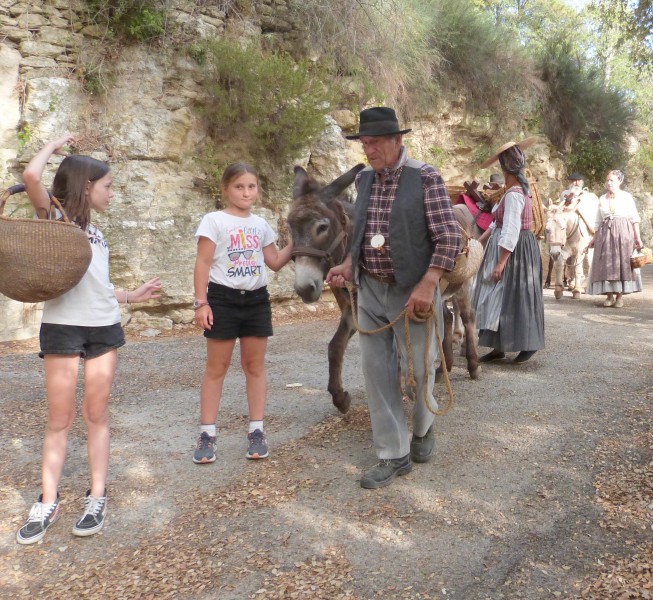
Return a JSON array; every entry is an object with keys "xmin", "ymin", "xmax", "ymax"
[{"xmin": 1, "ymin": 0, "xmax": 650, "ymax": 342}]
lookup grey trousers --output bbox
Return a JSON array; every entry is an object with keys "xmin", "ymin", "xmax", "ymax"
[{"xmin": 357, "ymin": 273, "xmax": 444, "ymax": 459}]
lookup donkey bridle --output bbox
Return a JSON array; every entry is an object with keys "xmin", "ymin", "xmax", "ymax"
[
  {"xmin": 291, "ymin": 229, "xmax": 348, "ymax": 269},
  {"xmin": 291, "ymin": 210, "xmax": 351, "ymax": 270}
]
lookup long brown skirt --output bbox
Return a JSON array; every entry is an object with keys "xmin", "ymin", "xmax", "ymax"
[{"xmin": 587, "ymin": 216, "xmax": 642, "ymax": 295}]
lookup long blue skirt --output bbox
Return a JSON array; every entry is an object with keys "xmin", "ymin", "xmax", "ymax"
[{"xmin": 472, "ymin": 228, "xmax": 545, "ymax": 352}]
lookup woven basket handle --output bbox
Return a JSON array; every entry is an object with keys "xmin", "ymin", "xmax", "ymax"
[{"xmin": 0, "ymin": 184, "xmax": 72, "ymax": 223}]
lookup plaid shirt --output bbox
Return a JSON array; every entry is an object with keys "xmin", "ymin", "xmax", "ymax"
[{"xmin": 360, "ymin": 147, "xmax": 460, "ymax": 275}]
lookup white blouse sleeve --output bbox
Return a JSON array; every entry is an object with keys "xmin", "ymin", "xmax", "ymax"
[
  {"xmin": 594, "ymin": 200, "xmax": 604, "ymax": 230},
  {"xmin": 497, "ymin": 190, "xmax": 524, "ymax": 252},
  {"xmin": 623, "ymin": 192, "xmax": 641, "ymax": 223}
]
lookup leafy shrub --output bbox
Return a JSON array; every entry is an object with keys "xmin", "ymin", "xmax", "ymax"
[
  {"xmin": 426, "ymin": 0, "xmax": 533, "ymax": 122},
  {"xmin": 17, "ymin": 122, "xmax": 32, "ymax": 151},
  {"xmin": 195, "ymin": 38, "xmax": 334, "ymax": 167},
  {"xmin": 125, "ymin": 8, "xmax": 165, "ymax": 41},
  {"xmin": 629, "ymin": 131, "xmax": 653, "ymax": 185},
  {"xmin": 83, "ymin": 0, "xmax": 165, "ymax": 42},
  {"xmin": 80, "ymin": 66, "xmax": 105, "ymax": 95},
  {"xmin": 295, "ymin": 0, "xmax": 532, "ymax": 126},
  {"xmin": 567, "ymin": 136, "xmax": 625, "ymax": 187},
  {"xmin": 538, "ymin": 36, "xmax": 636, "ymax": 154},
  {"xmin": 294, "ymin": 0, "xmax": 440, "ymax": 116}
]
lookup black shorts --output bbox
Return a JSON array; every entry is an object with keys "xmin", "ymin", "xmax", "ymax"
[
  {"xmin": 204, "ymin": 283, "xmax": 273, "ymax": 340},
  {"xmin": 39, "ymin": 322, "xmax": 125, "ymax": 359}
]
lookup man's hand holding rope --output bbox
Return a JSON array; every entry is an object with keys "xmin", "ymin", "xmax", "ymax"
[
  {"xmin": 326, "ymin": 254, "xmax": 353, "ymax": 288},
  {"xmin": 407, "ymin": 267, "xmax": 442, "ymax": 319}
]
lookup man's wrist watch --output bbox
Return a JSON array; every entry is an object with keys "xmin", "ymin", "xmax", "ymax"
[{"xmin": 193, "ymin": 299, "xmax": 209, "ymax": 310}]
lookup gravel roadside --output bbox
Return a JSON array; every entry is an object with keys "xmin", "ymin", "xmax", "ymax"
[{"xmin": 1, "ymin": 271, "xmax": 652, "ymax": 599}]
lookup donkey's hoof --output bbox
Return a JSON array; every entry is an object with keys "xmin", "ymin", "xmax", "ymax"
[
  {"xmin": 554, "ymin": 286, "xmax": 563, "ymax": 300},
  {"xmin": 572, "ymin": 290, "xmax": 581, "ymax": 299},
  {"xmin": 468, "ymin": 365, "xmax": 481, "ymax": 380},
  {"xmin": 333, "ymin": 391, "xmax": 351, "ymax": 414}
]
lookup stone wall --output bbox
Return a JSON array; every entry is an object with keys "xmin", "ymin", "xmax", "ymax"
[{"xmin": 0, "ymin": 0, "xmax": 649, "ymax": 342}]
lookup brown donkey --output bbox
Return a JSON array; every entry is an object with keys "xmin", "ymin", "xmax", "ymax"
[{"xmin": 288, "ymin": 166, "xmax": 481, "ymax": 414}]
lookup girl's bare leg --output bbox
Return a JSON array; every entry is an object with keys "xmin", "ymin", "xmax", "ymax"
[
  {"xmin": 239, "ymin": 337, "xmax": 268, "ymax": 421},
  {"xmin": 200, "ymin": 339, "xmax": 236, "ymax": 424},
  {"xmin": 42, "ymin": 355, "xmax": 80, "ymax": 503},
  {"xmin": 82, "ymin": 350, "xmax": 117, "ymax": 497}
]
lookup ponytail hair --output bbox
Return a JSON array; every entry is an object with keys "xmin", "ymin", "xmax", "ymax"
[{"xmin": 51, "ymin": 155, "xmax": 110, "ymax": 231}]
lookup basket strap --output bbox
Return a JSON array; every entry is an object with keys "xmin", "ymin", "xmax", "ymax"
[
  {"xmin": 0, "ymin": 189, "xmax": 8, "ymax": 216},
  {"xmin": 0, "ymin": 184, "xmax": 72, "ymax": 224},
  {"xmin": 49, "ymin": 196, "xmax": 72, "ymax": 224},
  {"xmin": 0, "ymin": 184, "xmax": 27, "ymax": 216}
]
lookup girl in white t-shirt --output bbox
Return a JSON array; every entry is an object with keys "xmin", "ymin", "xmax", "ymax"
[
  {"xmin": 193, "ymin": 162, "xmax": 293, "ymax": 464},
  {"xmin": 16, "ymin": 135, "xmax": 161, "ymax": 545}
]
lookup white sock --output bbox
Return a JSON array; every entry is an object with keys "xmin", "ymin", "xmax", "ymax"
[
  {"xmin": 200, "ymin": 424, "xmax": 216, "ymax": 437},
  {"xmin": 248, "ymin": 420, "xmax": 264, "ymax": 433}
]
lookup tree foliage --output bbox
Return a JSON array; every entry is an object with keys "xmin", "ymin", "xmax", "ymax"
[
  {"xmin": 587, "ymin": 0, "xmax": 653, "ymax": 72},
  {"xmin": 538, "ymin": 36, "xmax": 635, "ymax": 153},
  {"xmin": 192, "ymin": 37, "xmax": 334, "ymax": 177}
]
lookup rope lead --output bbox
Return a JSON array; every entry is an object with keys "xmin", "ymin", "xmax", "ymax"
[{"xmin": 345, "ymin": 283, "xmax": 454, "ymax": 416}]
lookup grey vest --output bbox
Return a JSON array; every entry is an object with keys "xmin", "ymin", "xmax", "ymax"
[{"xmin": 351, "ymin": 159, "xmax": 433, "ymax": 289}]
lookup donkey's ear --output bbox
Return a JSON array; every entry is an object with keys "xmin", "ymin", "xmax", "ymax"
[
  {"xmin": 320, "ymin": 163, "xmax": 365, "ymax": 201},
  {"xmin": 292, "ymin": 166, "xmax": 309, "ymax": 200}
]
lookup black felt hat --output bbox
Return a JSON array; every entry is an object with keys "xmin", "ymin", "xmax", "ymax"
[
  {"xmin": 568, "ymin": 172, "xmax": 585, "ymax": 180},
  {"xmin": 345, "ymin": 107, "xmax": 412, "ymax": 140}
]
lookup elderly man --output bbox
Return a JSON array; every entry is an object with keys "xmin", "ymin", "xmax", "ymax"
[
  {"xmin": 326, "ymin": 107, "xmax": 461, "ymax": 489},
  {"xmin": 560, "ymin": 172, "xmax": 588, "ymax": 205}
]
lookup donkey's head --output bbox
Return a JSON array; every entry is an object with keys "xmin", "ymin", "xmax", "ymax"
[
  {"xmin": 544, "ymin": 204, "xmax": 568, "ymax": 259},
  {"xmin": 287, "ymin": 164, "xmax": 365, "ymax": 303}
]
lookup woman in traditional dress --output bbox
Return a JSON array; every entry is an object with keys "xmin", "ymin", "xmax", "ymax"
[
  {"xmin": 587, "ymin": 170, "xmax": 642, "ymax": 308},
  {"xmin": 472, "ymin": 139, "xmax": 545, "ymax": 364}
]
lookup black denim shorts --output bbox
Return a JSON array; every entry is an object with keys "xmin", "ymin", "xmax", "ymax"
[
  {"xmin": 39, "ymin": 322, "xmax": 125, "ymax": 359},
  {"xmin": 204, "ymin": 283, "xmax": 273, "ymax": 340}
]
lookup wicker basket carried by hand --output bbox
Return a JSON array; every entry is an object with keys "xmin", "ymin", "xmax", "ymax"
[
  {"xmin": 630, "ymin": 247, "xmax": 653, "ymax": 269},
  {"xmin": 0, "ymin": 184, "xmax": 92, "ymax": 303}
]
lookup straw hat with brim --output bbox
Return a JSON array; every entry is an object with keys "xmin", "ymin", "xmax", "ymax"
[
  {"xmin": 441, "ymin": 238, "xmax": 484, "ymax": 288},
  {"xmin": 479, "ymin": 136, "xmax": 541, "ymax": 169},
  {"xmin": 345, "ymin": 107, "xmax": 412, "ymax": 140}
]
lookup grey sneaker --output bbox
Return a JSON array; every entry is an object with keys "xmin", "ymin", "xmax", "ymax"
[
  {"xmin": 72, "ymin": 489, "xmax": 107, "ymax": 537},
  {"xmin": 360, "ymin": 454, "xmax": 412, "ymax": 489},
  {"xmin": 410, "ymin": 426, "xmax": 435, "ymax": 463},
  {"xmin": 16, "ymin": 494, "xmax": 61, "ymax": 545},
  {"xmin": 193, "ymin": 432, "xmax": 217, "ymax": 464},
  {"xmin": 246, "ymin": 429, "xmax": 269, "ymax": 459}
]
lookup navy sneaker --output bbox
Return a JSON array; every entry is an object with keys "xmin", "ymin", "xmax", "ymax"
[
  {"xmin": 72, "ymin": 489, "xmax": 107, "ymax": 537},
  {"xmin": 16, "ymin": 494, "xmax": 61, "ymax": 545}
]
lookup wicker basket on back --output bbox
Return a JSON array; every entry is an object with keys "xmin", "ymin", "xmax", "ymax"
[
  {"xmin": 525, "ymin": 169, "xmax": 545, "ymax": 238},
  {"xmin": 0, "ymin": 184, "xmax": 92, "ymax": 303},
  {"xmin": 446, "ymin": 185, "xmax": 466, "ymax": 203}
]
